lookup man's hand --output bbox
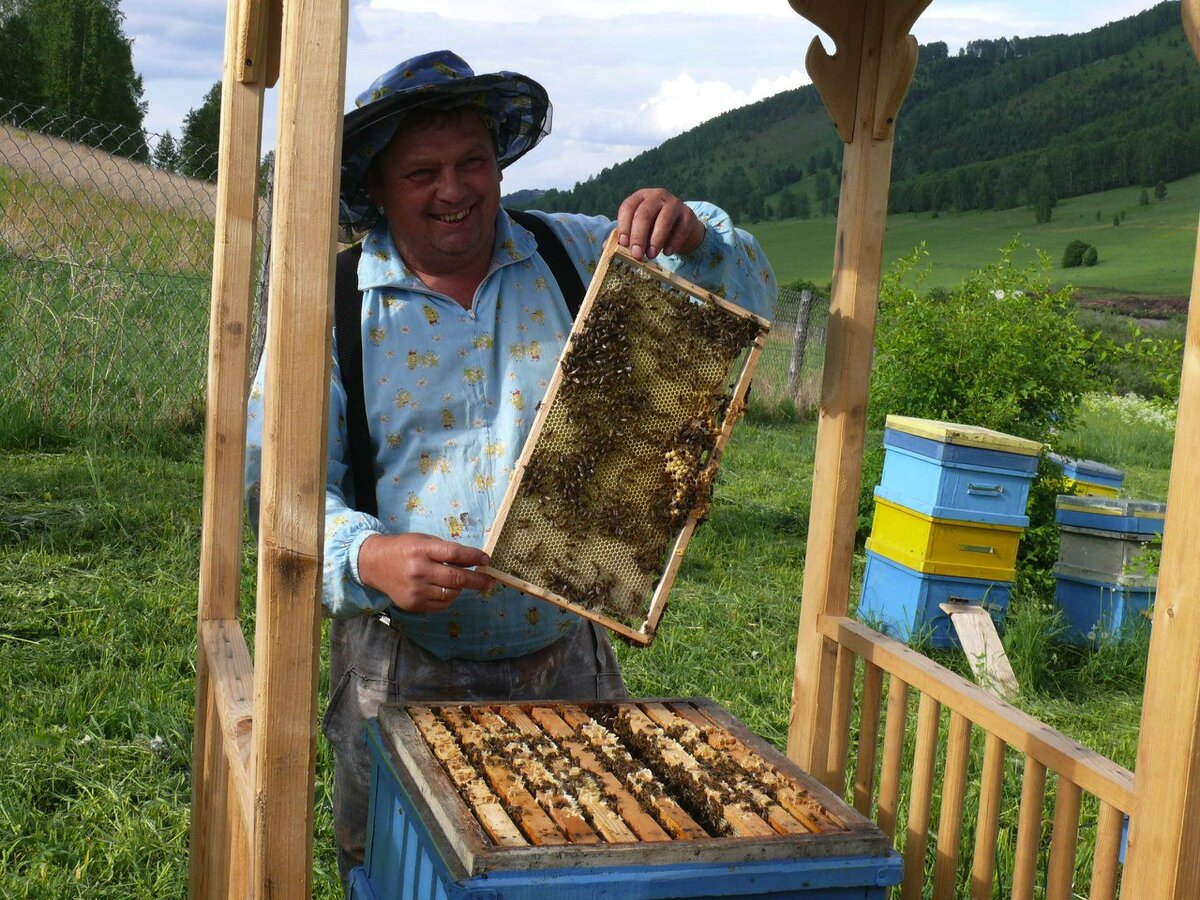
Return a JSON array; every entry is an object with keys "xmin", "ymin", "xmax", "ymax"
[
  {"xmin": 616, "ymin": 188, "xmax": 706, "ymax": 261},
  {"xmin": 357, "ymin": 533, "xmax": 494, "ymax": 613}
]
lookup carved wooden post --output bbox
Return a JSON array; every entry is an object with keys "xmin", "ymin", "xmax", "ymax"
[
  {"xmin": 785, "ymin": 0, "xmax": 930, "ymax": 782},
  {"xmin": 1122, "ymin": 4, "xmax": 1200, "ymax": 896}
]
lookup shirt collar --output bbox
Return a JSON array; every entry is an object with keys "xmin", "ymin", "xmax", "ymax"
[{"xmin": 356, "ymin": 211, "xmax": 539, "ymax": 292}]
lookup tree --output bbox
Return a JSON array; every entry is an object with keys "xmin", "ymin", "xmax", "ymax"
[
  {"xmin": 795, "ymin": 192, "xmax": 812, "ymax": 220},
  {"xmin": 152, "ymin": 130, "xmax": 179, "ymax": 171},
  {"xmin": 0, "ymin": 10, "xmax": 42, "ymax": 105},
  {"xmin": 776, "ymin": 188, "xmax": 798, "ymax": 220},
  {"xmin": 29, "ymin": 0, "xmax": 147, "ymax": 156},
  {"xmin": 1155, "ymin": 180, "xmax": 1167, "ymax": 201},
  {"xmin": 180, "ymin": 81, "xmax": 221, "ymax": 182},
  {"xmin": 1139, "ymin": 188, "xmax": 1150, "ymax": 206}
]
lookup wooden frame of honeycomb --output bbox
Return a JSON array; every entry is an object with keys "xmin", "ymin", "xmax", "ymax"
[
  {"xmin": 376, "ymin": 699, "xmax": 890, "ymax": 877},
  {"xmin": 479, "ymin": 233, "xmax": 770, "ymax": 644}
]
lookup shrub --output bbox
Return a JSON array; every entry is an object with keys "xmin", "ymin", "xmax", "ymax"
[
  {"xmin": 1082, "ymin": 245, "xmax": 1099, "ymax": 267},
  {"xmin": 869, "ymin": 241, "xmax": 1094, "ymax": 442},
  {"xmin": 1062, "ymin": 239, "xmax": 1091, "ymax": 268}
]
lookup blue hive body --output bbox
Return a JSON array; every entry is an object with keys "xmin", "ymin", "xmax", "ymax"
[{"xmin": 350, "ymin": 703, "xmax": 903, "ymax": 900}]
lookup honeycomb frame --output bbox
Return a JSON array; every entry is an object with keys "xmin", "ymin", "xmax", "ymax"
[{"xmin": 480, "ymin": 233, "xmax": 769, "ymax": 645}]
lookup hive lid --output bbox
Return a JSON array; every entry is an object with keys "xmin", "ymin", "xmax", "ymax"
[
  {"xmin": 1048, "ymin": 452, "xmax": 1124, "ymax": 480},
  {"xmin": 1055, "ymin": 495, "xmax": 1166, "ymax": 520},
  {"xmin": 884, "ymin": 415, "xmax": 1042, "ymax": 456}
]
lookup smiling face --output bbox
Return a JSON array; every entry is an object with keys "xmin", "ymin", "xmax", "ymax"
[{"xmin": 367, "ymin": 109, "xmax": 502, "ymax": 282}]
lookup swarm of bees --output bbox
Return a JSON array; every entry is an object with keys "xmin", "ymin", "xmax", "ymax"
[{"xmin": 488, "ymin": 251, "xmax": 767, "ymax": 633}]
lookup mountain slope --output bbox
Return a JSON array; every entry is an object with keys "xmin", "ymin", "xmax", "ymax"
[{"xmin": 525, "ymin": 2, "xmax": 1196, "ymax": 223}]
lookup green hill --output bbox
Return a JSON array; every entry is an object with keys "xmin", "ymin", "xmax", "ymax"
[
  {"xmin": 751, "ymin": 170, "xmax": 1200, "ymax": 301},
  {"xmin": 529, "ymin": 2, "xmax": 1196, "ymax": 227}
]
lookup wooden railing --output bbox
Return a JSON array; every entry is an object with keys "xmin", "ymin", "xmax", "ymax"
[{"xmin": 816, "ymin": 616, "xmax": 1133, "ymax": 900}]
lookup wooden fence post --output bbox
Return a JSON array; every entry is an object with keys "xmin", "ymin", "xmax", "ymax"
[
  {"xmin": 786, "ymin": 289, "xmax": 814, "ymax": 401},
  {"xmin": 1122, "ymin": 4, "xmax": 1200, "ymax": 896},
  {"xmin": 784, "ymin": 0, "xmax": 930, "ymax": 782}
]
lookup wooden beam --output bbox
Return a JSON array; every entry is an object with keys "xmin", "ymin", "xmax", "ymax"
[
  {"xmin": 250, "ymin": 0, "xmax": 348, "ymax": 895},
  {"xmin": 1123, "ymin": 9, "xmax": 1200, "ymax": 893},
  {"xmin": 188, "ymin": 0, "xmax": 266, "ymax": 888},
  {"xmin": 786, "ymin": 0, "xmax": 930, "ymax": 777}
]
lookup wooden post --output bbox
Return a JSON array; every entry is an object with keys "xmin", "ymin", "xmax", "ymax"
[
  {"xmin": 250, "ymin": 0, "xmax": 347, "ymax": 894},
  {"xmin": 785, "ymin": 0, "xmax": 930, "ymax": 780},
  {"xmin": 188, "ymin": 0, "xmax": 270, "ymax": 891},
  {"xmin": 1122, "ymin": 4, "xmax": 1200, "ymax": 895},
  {"xmin": 786, "ymin": 289, "xmax": 814, "ymax": 400}
]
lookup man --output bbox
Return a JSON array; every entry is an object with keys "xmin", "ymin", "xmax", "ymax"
[{"xmin": 245, "ymin": 50, "xmax": 775, "ymax": 889}]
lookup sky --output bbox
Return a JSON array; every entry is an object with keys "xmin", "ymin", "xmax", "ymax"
[{"xmin": 122, "ymin": 0, "xmax": 1170, "ymax": 193}]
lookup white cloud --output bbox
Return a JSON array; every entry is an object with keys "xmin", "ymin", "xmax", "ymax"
[
  {"xmin": 364, "ymin": 0, "xmax": 800, "ymax": 24},
  {"xmin": 630, "ymin": 69, "xmax": 809, "ymax": 141}
]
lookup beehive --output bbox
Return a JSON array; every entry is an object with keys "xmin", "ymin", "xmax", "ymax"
[
  {"xmin": 481, "ymin": 235, "xmax": 769, "ymax": 645},
  {"xmin": 350, "ymin": 700, "xmax": 901, "ymax": 900}
]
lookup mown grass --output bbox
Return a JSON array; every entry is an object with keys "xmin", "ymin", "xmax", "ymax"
[
  {"xmin": 750, "ymin": 171, "xmax": 1200, "ymax": 297},
  {"xmin": 0, "ymin": 401, "xmax": 1165, "ymax": 897}
]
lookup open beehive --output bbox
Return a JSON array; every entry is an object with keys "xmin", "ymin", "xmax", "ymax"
[
  {"xmin": 368, "ymin": 699, "xmax": 896, "ymax": 886},
  {"xmin": 481, "ymin": 235, "xmax": 770, "ymax": 645}
]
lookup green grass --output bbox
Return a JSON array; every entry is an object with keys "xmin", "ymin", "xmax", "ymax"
[
  {"xmin": 0, "ymin": 405, "xmax": 1164, "ymax": 897},
  {"xmin": 749, "ymin": 171, "xmax": 1200, "ymax": 297}
]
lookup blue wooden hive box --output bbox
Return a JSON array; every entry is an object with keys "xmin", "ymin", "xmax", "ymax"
[{"xmin": 349, "ymin": 699, "xmax": 902, "ymax": 900}]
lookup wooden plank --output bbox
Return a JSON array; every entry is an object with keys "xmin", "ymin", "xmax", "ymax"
[
  {"xmin": 876, "ymin": 676, "xmax": 909, "ymax": 842},
  {"xmin": 820, "ymin": 616, "xmax": 1136, "ymax": 810},
  {"xmin": 1186, "ymin": 0, "xmax": 1200, "ymax": 61},
  {"xmin": 901, "ymin": 693, "xmax": 941, "ymax": 900},
  {"xmin": 439, "ymin": 708, "xmax": 568, "ymax": 846},
  {"xmin": 1012, "ymin": 756, "xmax": 1047, "ymax": 900},
  {"xmin": 942, "ymin": 603, "xmax": 1019, "ymax": 700},
  {"xmin": 852, "ymin": 661, "xmax": 884, "ymax": 817},
  {"xmin": 524, "ymin": 706, "xmax": 673, "ymax": 842},
  {"xmin": 932, "ymin": 712, "xmax": 972, "ymax": 900},
  {"xmin": 1045, "ymin": 778, "xmax": 1082, "ymax": 900},
  {"xmin": 408, "ymin": 708, "xmax": 526, "ymax": 847},
  {"xmin": 969, "ymin": 733, "xmax": 1006, "ymax": 900},
  {"xmin": 788, "ymin": 0, "xmax": 926, "ymax": 773},
  {"xmin": 825, "ymin": 642, "xmax": 856, "ymax": 795},
  {"xmin": 188, "ymin": 0, "xmax": 266, "ymax": 886},
  {"xmin": 1123, "ymin": 59, "xmax": 1200, "ymax": 891},
  {"xmin": 201, "ymin": 619, "xmax": 254, "ymax": 836},
  {"xmin": 249, "ymin": 2, "xmax": 348, "ymax": 895},
  {"xmin": 1089, "ymin": 802, "xmax": 1124, "ymax": 900}
]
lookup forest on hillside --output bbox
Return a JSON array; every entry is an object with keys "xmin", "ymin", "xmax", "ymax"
[{"xmin": 528, "ymin": 1, "xmax": 1198, "ymax": 222}]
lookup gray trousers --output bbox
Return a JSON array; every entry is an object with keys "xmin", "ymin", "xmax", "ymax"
[{"xmin": 321, "ymin": 614, "xmax": 628, "ymax": 892}]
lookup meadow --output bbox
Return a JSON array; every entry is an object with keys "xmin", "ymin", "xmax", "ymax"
[
  {"xmin": 0, "ymin": 392, "xmax": 1172, "ymax": 897},
  {"xmin": 752, "ymin": 171, "xmax": 1200, "ymax": 299}
]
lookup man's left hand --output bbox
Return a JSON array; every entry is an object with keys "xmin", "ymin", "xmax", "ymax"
[{"xmin": 616, "ymin": 189, "xmax": 706, "ymax": 261}]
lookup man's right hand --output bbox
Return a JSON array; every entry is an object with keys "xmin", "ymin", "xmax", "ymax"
[{"xmin": 357, "ymin": 533, "xmax": 494, "ymax": 613}]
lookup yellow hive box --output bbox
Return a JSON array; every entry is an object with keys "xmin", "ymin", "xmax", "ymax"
[
  {"xmin": 1064, "ymin": 477, "xmax": 1120, "ymax": 498},
  {"xmin": 866, "ymin": 495, "xmax": 1022, "ymax": 580}
]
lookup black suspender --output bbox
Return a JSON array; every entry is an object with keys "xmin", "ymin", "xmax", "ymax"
[{"xmin": 333, "ymin": 210, "xmax": 586, "ymax": 517}]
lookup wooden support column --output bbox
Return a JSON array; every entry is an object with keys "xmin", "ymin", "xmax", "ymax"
[
  {"xmin": 250, "ymin": 0, "xmax": 347, "ymax": 895},
  {"xmin": 784, "ymin": 0, "xmax": 930, "ymax": 779},
  {"xmin": 188, "ymin": 0, "xmax": 274, "ymax": 893},
  {"xmin": 1123, "ymin": 4, "xmax": 1200, "ymax": 896}
]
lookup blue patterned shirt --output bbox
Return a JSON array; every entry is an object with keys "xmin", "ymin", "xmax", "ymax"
[{"xmin": 246, "ymin": 203, "xmax": 775, "ymax": 660}]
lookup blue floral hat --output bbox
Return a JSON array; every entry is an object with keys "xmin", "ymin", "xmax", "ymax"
[{"xmin": 340, "ymin": 50, "xmax": 551, "ymax": 233}]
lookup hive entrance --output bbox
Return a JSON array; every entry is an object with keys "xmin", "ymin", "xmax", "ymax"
[{"xmin": 482, "ymin": 237, "xmax": 769, "ymax": 644}]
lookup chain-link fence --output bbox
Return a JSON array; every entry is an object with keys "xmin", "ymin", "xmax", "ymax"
[
  {"xmin": 0, "ymin": 96, "xmax": 827, "ymax": 448},
  {"xmin": 0, "ymin": 97, "xmax": 226, "ymax": 445},
  {"xmin": 751, "ymin": 285, "xmax": 830, "ymax": 413}
]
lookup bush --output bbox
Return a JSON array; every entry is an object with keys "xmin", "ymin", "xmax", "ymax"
[
  {"xmin": 869, "ymin": 241, "xmax": 1094, "ymax": 442},
  {"xmin": 1082, "ymin": 245, "xmax": 1099, "ymax": 267},
  {"xmin": 1062, "ymin": 239, "xmax": 1092, "ymax": 268}
]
